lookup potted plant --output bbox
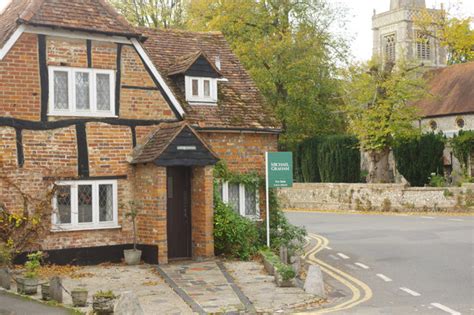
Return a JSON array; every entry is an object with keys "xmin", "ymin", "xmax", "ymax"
[
  {"xmin": 93, "ymin": 290, "xmax": 116, "ymax": 314},
  {"xmin": 71, "ymin": 287, "xmax": 88, "ymax": 307},
  {"xmin": 123, "ymin": 201, "xmax": 141, "ymax": 265},
  {"xmin": 17, "ymin": 251, "xmax": 42, "ymax": 295},
  {"xmin": 0, "ymin": 243, "xmax": 12, "ymax": 290}
]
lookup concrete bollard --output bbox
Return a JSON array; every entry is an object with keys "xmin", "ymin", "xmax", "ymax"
[
  {"xmin": 0, "ymin": 268, "xmax": 11, "ymax": 290},
  {"xmin": 304, "ymin": 265, "xmax": 326, "ymax": 298},
  {"xmin": 49, "ymin": 276, "xmax": 63, "ymax": 303}
]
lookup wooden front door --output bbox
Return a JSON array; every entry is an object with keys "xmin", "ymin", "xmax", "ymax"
[{"xmin": 167, "ymin": 167, "xmax": 192, "ymax": 259}]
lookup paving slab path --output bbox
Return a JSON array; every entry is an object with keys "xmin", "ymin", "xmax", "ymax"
[
  {"xmin": 158, "ymin": 260, "xmax": 245, "ymax": 313},
  {"xmin": 0, "ymin": 290, "xmax": 71, "ymax": 315}
]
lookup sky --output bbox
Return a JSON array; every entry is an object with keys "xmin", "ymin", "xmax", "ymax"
[{"xmin": 334, "ymin": 0, "xmax": 474, "ymax": 61}]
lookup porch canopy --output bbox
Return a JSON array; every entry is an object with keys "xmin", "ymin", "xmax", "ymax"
[{"xmin": 130, "ymin": 122, "xmax": 219, "ymax": 166}]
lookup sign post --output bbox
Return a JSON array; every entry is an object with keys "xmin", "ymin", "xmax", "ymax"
[{"xmin": 265, "ymin": 152, "xmax": 293, "ymax": 247}]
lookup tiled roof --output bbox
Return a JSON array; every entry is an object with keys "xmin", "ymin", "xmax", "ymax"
[
  {"xmin": 415, "ymin": 62, "xmax": 474, "ymax": 117},
  {"xmin": 168, "ymin": 50, "xmax": 222, "ymax": 77},
  {"xmin": 140, "ymin": 28, "xmax": 281, "ymax": 131},
  {"xmin": 0, "ymin": 0, "xmax": 140, "ymax": 50},
  {"xmin": 130, "ymin": 121, "xmax": 218, "ymax": 164}
]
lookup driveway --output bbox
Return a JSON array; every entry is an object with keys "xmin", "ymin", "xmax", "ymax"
[{"xmin": 286, "ymin": 211, "xmax": 474, "ymax": 314}]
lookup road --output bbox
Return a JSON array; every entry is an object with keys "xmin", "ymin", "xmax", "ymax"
[
  {"xmin": 0, "ymin": 291, "xmax": 71, "ymax": 315},
  {"xmin": 286, "ymin": 211, "xmax": 474, "ymax": 315}
]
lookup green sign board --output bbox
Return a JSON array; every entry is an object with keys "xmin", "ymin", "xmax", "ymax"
[{"xmin": 266, "ymin": 152, "xmax": 293, "ymax": 188}]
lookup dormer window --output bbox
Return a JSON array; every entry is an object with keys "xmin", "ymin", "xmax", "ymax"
[
  {"xmin": 49, "ymin": 66, "xmax": 115, "ymax": 117},
  {"xmin": 185, "ymin": 76, "xmax": 217, "ymax": 104}
]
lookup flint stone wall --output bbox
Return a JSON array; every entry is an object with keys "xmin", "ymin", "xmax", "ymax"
[{"xmin": 278, "ymin": 183, "xmax": 474, "ymax": 212}]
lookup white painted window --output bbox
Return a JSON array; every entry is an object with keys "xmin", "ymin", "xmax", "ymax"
[
  {"xmin": 221, "ymin": 182, "xmax": 259, "ymax": 219},
  {"xmin": 49, "ymin": 67, "xmax": 115, "ymax": 117},
  {"xmin": 185, "ymin": 76, "xmax": 217, "ymax": 104},
  {"xmin": 52, "ymin": 180, "xmax": 119, "ymax": 231}
]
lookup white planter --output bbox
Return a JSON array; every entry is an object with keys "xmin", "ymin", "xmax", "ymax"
[{"xmin": 124, "ymin": 249, "xmax": 142, "ymax": 265}]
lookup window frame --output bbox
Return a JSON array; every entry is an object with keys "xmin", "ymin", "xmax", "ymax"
[
  {"xmin": 383, "ymin": 33, "xmax": 396, "ymax": 62},
  {"xmin": 221, "ymin": 181, "xmax": 260, "ymax": 219},
  {"xmin": 185, "ymin": 76, "xmax": 218, "ymax": 104},
  {"xmin": 415, "ymin": 31, "xmax": 431, "ymax": 61},
  {"xmin": 48, "ymin": 66, "xmax": 116, "ymax": 117},
  {"xmin": 51, "ymin": 180, "xmax": 119, "ymax": 231}
]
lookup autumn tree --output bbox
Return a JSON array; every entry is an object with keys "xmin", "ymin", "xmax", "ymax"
[
  {"xmin": 415, "ymin": 7, "xmax": 474, "ymax": 64},
  {"xmin": 343, "ymin": 60, "xmax": 426, "ymax": 183},
  {"xmin": 110, "ymin": 0, "xmax": 188, "ymax": 28},
  {"xmin": 186, "ymin": 0, "xmax": 350, "ymax": 145}
]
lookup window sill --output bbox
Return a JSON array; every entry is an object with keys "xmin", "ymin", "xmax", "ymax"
[
  {"xmin": 48, "ymin": 113, "xmax": 118, "ymax": 118},
  {"xmin": 187, "ymin": 101, "xmax": 217, "ymax": 106},
  {"xmin": 50, "ymin": 225, "xmax": 121, "ymax": 233}
]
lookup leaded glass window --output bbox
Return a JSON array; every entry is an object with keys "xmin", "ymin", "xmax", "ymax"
[
  {"xmin": 244, "ymin": 186, "xmax": 257, "ymax": 216},
  {"xmin": 204, "ymin": 79, "xmax": 211, "ymax": 97},
  {"xmin": 78, "ymin": 185, "xmax": 93, "ymax": 223},
  {"xmin": 96, "ymin": 73, "xmax": 111, "ymax": 111},
  {"xmin": 53, "ymin": 70, "xmax": 69, "ymax": 110},
  {"xmin": 416, "ymin": 32, "xmax": 431, "ymax": 60},
  {"xmin": 228, "ymin": 183, "xmax": 240, "ymax": 213},
  {"xmin": 99, "ymin": 184, "xmax": 113, "ymax": 222},
  {"xmin": 56, "ymin": 185, "xmax": 71, "ymax": 224},
  {"xmin": 75, "ymin": 72, "xmax": 90, "ymax": 110}
]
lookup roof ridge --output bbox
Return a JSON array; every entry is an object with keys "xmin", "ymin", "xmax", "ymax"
[
  {"xmin": 139, "ymin": 27, "xmax": 224, "ymax": 36},
  {"xmin": 18, "ymin": 0, "xmax": 45, "ymax": 22}
]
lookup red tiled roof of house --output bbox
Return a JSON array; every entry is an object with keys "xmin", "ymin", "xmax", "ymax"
[
  {"xmin": 415, "ymin": 62, "xmax": 474, "ymax": 118},
  {"xmin": 140, "ymin": 28, "xmax": 281, "ymax": 131},
  {"xmin": 0, "ymin": 0, "xmax": 140, "ymax": 50}
]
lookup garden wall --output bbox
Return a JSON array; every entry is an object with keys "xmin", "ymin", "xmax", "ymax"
[{"xmin": 278, "ymin": 183, "xmax": 474, "ymax": 212}]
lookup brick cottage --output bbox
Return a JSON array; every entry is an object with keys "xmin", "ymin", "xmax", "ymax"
[{"xmin": 0, "ymin": 0, "xmax": 279, "ymax": 264}]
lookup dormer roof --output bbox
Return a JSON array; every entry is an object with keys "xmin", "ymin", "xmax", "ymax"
[{"xmin": 168, "ymin": 50, "xmax": 223, "ymax": 77}]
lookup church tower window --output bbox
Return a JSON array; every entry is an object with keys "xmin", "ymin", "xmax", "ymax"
[
  {"xmin": 383, "ymin": 33, "xmax": 396, "ymax": 62},
  {"xmin": 416, "ymin": 32, "xmax": 431, "ymax": 60}
]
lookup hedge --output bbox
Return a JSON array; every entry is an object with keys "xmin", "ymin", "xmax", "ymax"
[
  {"xmin": 393, "ymin": 133, "xmax": 445, "ymax": 187},
  {"xmin": 295, "ymin": 135, "xmax": 360, "ymax": 183}
]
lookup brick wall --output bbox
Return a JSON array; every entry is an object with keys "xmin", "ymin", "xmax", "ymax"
[
  {"xmin": 191, "ymin": 165, "xmax": 214, "ymax": 258},
  {"xmin": 132, "ymin": 164, "xmax": 167, "ymax": 264},
  {"xmin": 0, "ymin": 33, "xmax": 41, "ymax": 120}
]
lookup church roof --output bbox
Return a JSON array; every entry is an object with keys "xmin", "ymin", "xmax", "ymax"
[{"xmin": 415, "ymin": 62, "xmax": 474, "ymax": 118}]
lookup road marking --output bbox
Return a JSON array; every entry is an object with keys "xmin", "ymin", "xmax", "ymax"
[
  {"xmin": 376, "ymin": 274, "xmax": 392, "ymax": 282},
  {"xmin": 354, "ymin": 262, "xmax": 370, "ymax": 269},
  {"xmin": 421, "ymin": 216, "xmax": 435, "ymax": 219},
  {"xmin": 430, "ymin": 303, "xmax": 461, "ymax": 315},
  {"xmin": 337, "ymin": 253, "xmax": 350, "ymax": 259},
  {"xmin": 448, "ymin": 218, "xmax": 464, "ymax": 222},
  {"xmin": 305, "ymin": 233, "xmax": 373, "ymax": 314},
  {"xmin": 400, "ymin": 287, "xmax": 421, "ymax": 296},
  {"xmin": 325, "ymin": 246, "xmax": 332, "ymax": 250}
]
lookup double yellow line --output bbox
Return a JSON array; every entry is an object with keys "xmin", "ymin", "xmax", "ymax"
[{"xmin": 300, "ymin": 233, "xmax": 373, "ymax": 314}]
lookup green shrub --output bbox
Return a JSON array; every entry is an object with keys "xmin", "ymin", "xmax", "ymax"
[
  {"xmin": 317, "ymin": 135, "xmax": 360, "ymax": 183},
  {"xmin": 259, "ymin": 248, "xmax": 295, "ymax": 281},
  {"xmin": 394, "ymin": 133, "xmax": 445, "ymax": 186},
  {"xmin": 259, "ymin": 190, "xmax": 307, "ymax": 255},
  {"xmin": 451, "ymin": 130, "xmax": 474, "ymax": 173},
  {"xmin": 0, "ymin": 243, "xmax": 12, "ymax": 267},
  {"xmin": 24, "ymin": 251, "xmax": 43, "ymax": 279},
  {"xmin": 429, "ymin": 173, "xmax": 446, "ymax": 187},
  {"xmin": 298, "ymin": 137, "xmax": 322, "ymax": 182},
  {"xmin": 295, "ymin": 135, "xmax": 360, "ymax": 183},
  {"xmin": 213, "ymin": 199, "xmax": 259, "ymax": 260}
]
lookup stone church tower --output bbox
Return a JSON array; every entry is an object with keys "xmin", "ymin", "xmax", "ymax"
[{"xmin": 372, "ymin": 0, "xmax": 446, "ymax": 66}]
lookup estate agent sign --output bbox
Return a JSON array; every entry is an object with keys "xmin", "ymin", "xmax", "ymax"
[{"xmin": 265, "ymin": 152, "xmax": 293, "ymax": 246}]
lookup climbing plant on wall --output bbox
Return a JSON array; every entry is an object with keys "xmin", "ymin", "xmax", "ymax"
[
  {"xmin": 393, "ymin": 133, "xmax": 445, "ymax": 187},
  {"xmin": 451, "ymin": 130, "xmax": 474, "ymax": 174}
]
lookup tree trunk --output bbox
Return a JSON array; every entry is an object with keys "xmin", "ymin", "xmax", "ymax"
[{"xmin": 366, "ymin": 149, "xmax": 392, "ymax": 183}]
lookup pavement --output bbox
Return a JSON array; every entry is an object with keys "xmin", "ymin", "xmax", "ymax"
[{"xmin": 286, "ymin": 211, "xmax": 474, "ymax": 314}]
